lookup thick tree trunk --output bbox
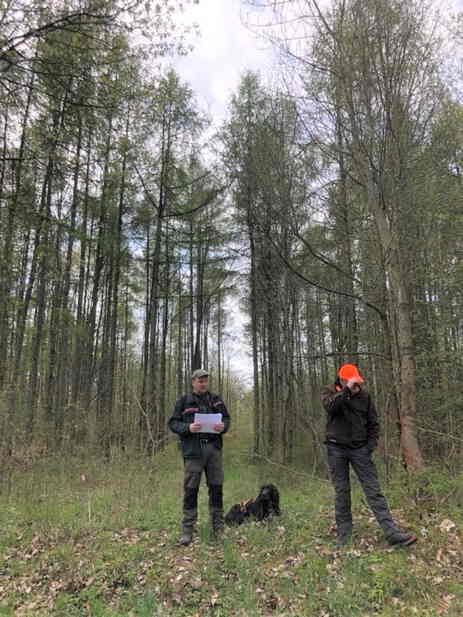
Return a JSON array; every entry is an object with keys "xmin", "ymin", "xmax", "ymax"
[{"xmin": 367, "ymin": 178, "xmax": 425, "ymax": 471}]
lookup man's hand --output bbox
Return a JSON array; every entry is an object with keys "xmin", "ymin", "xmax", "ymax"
[
  {"xmin": 346, "ymin": 378, "xmax": 361, "ymax": 391},
  {"xmin": 189, "ymin": 423, "xmax": 202, "ymax": 433},
  {"xmin": 213, "ymin": 423, "xmax": 225, "ymax": 433}
]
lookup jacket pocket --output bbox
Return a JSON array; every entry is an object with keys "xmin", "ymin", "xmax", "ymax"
[{"xmin": 181, "ymin": 437, "xmax": 201, "ymax": 458}]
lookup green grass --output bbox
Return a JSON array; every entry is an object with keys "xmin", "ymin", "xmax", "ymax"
[{"xmin": 0, "ymin": 431, "xmax": 462, "ymax": 617}]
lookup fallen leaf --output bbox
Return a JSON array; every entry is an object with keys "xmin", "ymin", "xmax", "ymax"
[
  {"xmin": 438, "ymin": 594, "xmax": 455, "ymax": 615},
  {"xmin": 189, "ymin": 578, "xmax": 201, "ymax": 590},
  {"xmin": 439, "ymin": 519, "xmax": 456, "ymax": 533},
  {"xmin": 210, "ymin": 592, "xmax": 219, "ymax": 606}
]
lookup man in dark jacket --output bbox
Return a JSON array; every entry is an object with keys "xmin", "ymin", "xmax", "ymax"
[
  {"xmin": 321, "ymin": 363, "xmax": 417, "ymax": 548},
  {"xmin": 168, "ymin": 368, "xmax": 231, "ymax": 546}
]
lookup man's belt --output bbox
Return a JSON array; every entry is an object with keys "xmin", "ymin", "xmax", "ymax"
[{"xmin": 198, "ymin": 433, "xmax": 218, "ymax": 440}]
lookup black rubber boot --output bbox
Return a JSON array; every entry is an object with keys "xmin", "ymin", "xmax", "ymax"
[
  {"xmin": 180, "ymin": 488, "xmax": 198, "ymax": 546},
  {"xmin": 209, "ymin": 484, "xmax": 224, "ymax": 539}
]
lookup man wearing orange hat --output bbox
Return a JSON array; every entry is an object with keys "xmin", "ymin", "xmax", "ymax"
[{"xmin": 321, "ymin": 364, "xmax": 417, "ymax": 548}]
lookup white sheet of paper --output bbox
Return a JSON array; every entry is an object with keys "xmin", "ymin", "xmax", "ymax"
[{"xmin": 194, "ymin": 413, "xmax": 222, "ymax": 433}]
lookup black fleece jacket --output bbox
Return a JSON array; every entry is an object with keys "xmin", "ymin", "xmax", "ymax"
[{"xmin": 320, "ymin": 382, "xmax": 379, "ymax": 450}]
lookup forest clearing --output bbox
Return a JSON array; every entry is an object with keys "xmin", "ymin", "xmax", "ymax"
[
  {"xmin": 1, "ymin": 0, "xmax": 463, "ymax": 615},
  {"xmin": 0, "ymin": 423, "xmax": 462, "ymax": 617}
]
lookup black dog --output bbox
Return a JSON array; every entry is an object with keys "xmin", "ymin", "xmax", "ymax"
[{"xmin": 225, "ymin": 484, "xmax": 281, "ymax": 525}]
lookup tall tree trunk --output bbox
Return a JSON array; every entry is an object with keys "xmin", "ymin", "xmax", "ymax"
[
  {"xmin": 367, "ymin": 177, "xmax": 424, "ymax": 471},
  {"xmin": 72, "ymin": 126, "xmax": 93, "ymax": 412},
  {"xmin": 0, "ymin": 70, "xmax": 35, "ymax": 389}
]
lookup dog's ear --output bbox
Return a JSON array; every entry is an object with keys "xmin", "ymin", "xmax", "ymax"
[{"xmin": 259, "ymin": 485, "xmax": 272, "ymax": 499}]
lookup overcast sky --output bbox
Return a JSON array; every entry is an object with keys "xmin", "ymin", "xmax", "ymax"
[
  {"xmin": 173, "ymin": 0, "xmax": 275, "ymax": 124},
  {"xmin": 171, "ymin": 0, "xmax": 463, "ymax": 125},
  {"xmin": 166, "ymin": 1, "xmax": 279, "ymax": 383},
  {"xmin": 166, "ymin": 0, "xmax": 463, "ymax": 382}
]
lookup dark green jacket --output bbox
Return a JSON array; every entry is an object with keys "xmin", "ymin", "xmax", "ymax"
[{"xmin": 168, "ymin": 391, "xmax": 231, "ymax": 458}]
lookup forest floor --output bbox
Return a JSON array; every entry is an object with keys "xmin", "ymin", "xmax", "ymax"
[{"xmin": 0, "ymin": 431, "xmax": 462, "ymax": 617}]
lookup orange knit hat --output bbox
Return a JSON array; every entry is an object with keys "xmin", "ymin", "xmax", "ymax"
[{"xmin": 338, "ymin": 363, "xmax": 365, "ymax": 383}]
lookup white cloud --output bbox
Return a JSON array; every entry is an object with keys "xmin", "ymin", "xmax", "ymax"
[{"xmin": 172, "ymin": 0, "xmax": 275, "ymax": 124}]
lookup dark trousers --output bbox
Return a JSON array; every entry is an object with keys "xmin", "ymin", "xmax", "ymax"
[
  {"xmin": 326, "ymin": 443, "xmax": 398, "ymax": 539},
  {"xmin": 182, "ymin": 442, "xmax": 224, "ymax": 531}
]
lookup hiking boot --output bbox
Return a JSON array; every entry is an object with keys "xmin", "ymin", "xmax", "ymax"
[
  {"xmin": 387, "ymin": 532, "xmax": 417, "ymax": 547},
  {"xmin": 336, "ymin": 534, "xmax": 352, "ymax": 548},
  {"xmin": 179, "ymin": 530, "xmax": 193, "ymax": 546}
]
